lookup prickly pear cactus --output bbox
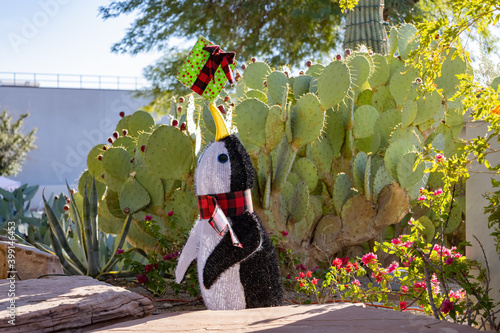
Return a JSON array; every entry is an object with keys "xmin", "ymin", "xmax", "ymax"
[{"xmin": 78, "ymin": 24, "xmax": 466, "ymax": 263}]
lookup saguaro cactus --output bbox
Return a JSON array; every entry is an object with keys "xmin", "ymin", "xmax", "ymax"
[{"xmin": 344, "ymin": 0, "xmax": 388, "ymax": 54}]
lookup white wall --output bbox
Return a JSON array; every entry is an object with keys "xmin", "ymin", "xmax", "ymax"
[
  {"xmin": 466, "ymin": 120, "xmax": 500, "ymax": 304},
  {"xmin": 0, "ymin": 86, "xmax": 150, "ymax": 207}
]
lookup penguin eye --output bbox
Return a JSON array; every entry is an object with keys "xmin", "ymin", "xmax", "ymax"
[{"xmin": 217, "ymin": 153, "xmax": 228, "ymax": 164}]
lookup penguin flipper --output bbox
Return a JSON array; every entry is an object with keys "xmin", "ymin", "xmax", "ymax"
[
  {"xmin": 175, "ymin": 220, "xmax": 201, "ymax": 284},
  {"xmin": 203, "ymin": 212, "xmax": 261, "ymax": 289}
]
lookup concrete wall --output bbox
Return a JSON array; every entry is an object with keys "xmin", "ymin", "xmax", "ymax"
[
  {"xmin": 0, "ymin": 86, "xmax": 150, "ymax": 207},
  {"xmin": 465, "ymin": 121, "xmax": 500, "ymax": 305}
]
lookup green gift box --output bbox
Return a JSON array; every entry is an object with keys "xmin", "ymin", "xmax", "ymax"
[{"xmin": 176, "ymin": 36, "xmax": 237, "ymax": 102}]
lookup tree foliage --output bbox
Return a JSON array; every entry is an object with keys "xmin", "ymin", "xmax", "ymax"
[{"xmin": 0, "ymin": 111, "xmax": 37, "ymax": 177}]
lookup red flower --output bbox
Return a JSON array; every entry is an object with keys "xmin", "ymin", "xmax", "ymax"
[
  {"xmin": 281, "ymin": 230, "xmax": 289, "ymax": 236},
  {"xmin": 362, "ymin": 253, "xmax": 377, "ymax": 265},
  {"xmin": 445, "ymin": 257, "xmax": 454, "ymax": 265},
  {"xmin": 312, "ymin": 278, "xmax": 319, "ymax": 285},
  {"xmin": 306, "ymin": 271, "xmax": 312, "ymax": 278},
  {"xmin": 340, "ymin": 257, "xmax": 349, "ymax": 266},
  {"xmin": 299, "ymin": 282, "xmax": 304, "ymax": 288},
  {"xmin": 400, "ymin": 301, "xmax": 407, "ymax": 311},
  {"xmin": 299, "ymin": 272, "xmax": 305, "ymax": 279},
  {"xmin": 168, "ymin": 211, "xmax": 174, "ymax": 217},
  {"xmin": 144, "ymin": 264, "xmax": 154, "ymax": 273},
  {"xmin": 345, "ymin": 262, "xmax": 353, "ymax": 272},
  {"xmin": 144, "ymin": 215, "xmax": 152, "ymax": 221},
  {"xmin": 440, "ymin": 299, "xmax": 454, "ymax": 314},
  {"xmin": 137, "ymin": 274, "xmax": 148, "ymax": 284},
  {"xmin": 116, "ymin": 248, "xmax": 124, "ymax": 255},
  {"xmin": 332, "ymin": 258, "xmax": 343, "ymax": 269}
]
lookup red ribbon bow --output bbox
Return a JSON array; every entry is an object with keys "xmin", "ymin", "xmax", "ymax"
[{"xmin": 191, "ymin": 45, "xmax": 235, "ymax": 96}]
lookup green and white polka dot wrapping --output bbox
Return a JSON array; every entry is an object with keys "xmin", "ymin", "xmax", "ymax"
[{"xmin": 176, "ymin": 36, "xmax": 237, "ymax": 102}]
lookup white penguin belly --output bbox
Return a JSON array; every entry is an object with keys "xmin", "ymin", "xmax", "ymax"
[{"xmin": 198, "ymin": 218, "xmax": 246, "ymax": 310}]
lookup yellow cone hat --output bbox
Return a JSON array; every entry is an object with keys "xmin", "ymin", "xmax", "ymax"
[{"xmin": 209, "ymin": 102, "xmax": 230, "ymax": 141}]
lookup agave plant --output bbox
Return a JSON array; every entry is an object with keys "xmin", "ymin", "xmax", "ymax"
[{"xmin": 37, "ymin": 177, "xmax": 141, "ymax": 278}]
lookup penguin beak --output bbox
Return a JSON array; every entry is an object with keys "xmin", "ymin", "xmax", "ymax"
[{"xmin": 209, "ymin": 102, "xmax": 230, "ymax": 141}]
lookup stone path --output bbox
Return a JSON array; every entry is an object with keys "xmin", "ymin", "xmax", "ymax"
[
  {"xmin": 90, "ymin": 303, "xmax": 481, "ymax": 333},
  {"xmin": 0, "ymin": 275, "xmax": 154, "ymax": 332}
]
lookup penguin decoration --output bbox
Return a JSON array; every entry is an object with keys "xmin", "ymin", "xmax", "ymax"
[
  {"xmin": 175, "ymin": 103, "xmax": 284, "ymax": 310},
  {"xmin": 175, "ymin": 38, "xmax": 284, "ymax": 310}
]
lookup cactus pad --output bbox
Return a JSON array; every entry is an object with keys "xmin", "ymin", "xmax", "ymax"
[
  {"xmin": 246, "ymin": 89, "xmax": 267, "ymax": 103},
  {"xmin": 290, "ymin": 181, "xmax": 310, "ymax": 223},
  {"xmin": 306, "ymin": 137, "xmax": 333, "ymax": 175},
  {"xmin": 265, "ymin": 105, "xmax": 286, "ymax": 151},
  {"xmin": 353, "ymin": 105, "xmax": 380, "ymax": 139},
  {"xmin": 318, "ymin": 61, "xmax": 351, "ymax": 110},
  {"xmin": 491, "ymin": 76, "xmax": 500, "ymax": 91},
  {"xmin": 267, "ymin": 71, "xmax": 288, "ymax": 104},
  {"xmin": 353, "ymin": 152, "xmax": 368, "ymax": 193},
  {"xmin": 134, "ymin": 166, "xmax": 164, "ymax": 210},
  {"xmin": 384, "ymin": 138, "xmax": 418, "ymax": 180},
  {"xmin": 375, "ymin": 109, "xmax": 402, "ymax": 149},
  {"xmin": 102, "ymin": 147, "xmax": 131, "ymax": 181},
  {"xmin": 418, "ymin": 216, "xmax": 435, "ymax": 241},
  {"xmin": 235, "ymin": 98, "xmax": 269, "ymax": 148},
  {"xmin": 290, "ymin": 93, "xmax": 325, "ymax": 150},
  {"xmin": 373, "ymin": 164, "xmax": 394, "ymax": 202},
  {"xmin": 333, "ymin": 173, "xmax": 355, "ymax": 214},
  {"xmin": 371, "ymin": 85, "xmax": 394, "ymax": 111},
  {"xmin": 306, "ymin": 64, "xmax": 325, "ymax": 78},
  {"xmin": 396, "ymin": 152, "xmax": 425, "ymax": 191},
  {"xmin": 78, "ymin": 170, "xmax": 106, "ymax": 199},
  {"xmin": 145, "ymin": 125, "xmax": 194, "ymax": 180},
  {"xmin": 368, "ymin": 54, "xmax": 390, "ymax": 88},
  {"xmin": 128, "ymin": 111, "xmax": 155, "ymax": 137},
  {"xmin": 388, "ymin": 26, "xmax": 398, "ymax": 57},
  {"xmin": 164, "ymin": 189, "xmax": 198, "ymax": 233},
  {"xmin": 356, "ymin": 89, "xmax": 374, "ymax": 106},
  {"xmin": 87, "ymin": 145, "xmax": 106, "ymax": 182},
  {"xmin": 397, "ymin": 24, "xmax": 418, "ymax": 60},
  {"xmin": 119, "ymin": 177, "xmax": 151, "ymax": 214},
  {"xmin": 292, "ymin": 157, "xmax": 318, "ymax": 192},
  {"xmin": 347, "ymin": 53, "xmax": 372, "ymax": 87},
  {"xmin": 364, "ymin": 155, "xmax": 372, "ymax": 201},
  {"xmin": 390, "ymin": 67, "xmax": 419, "ymax": 107},
  {"xmin": 243, "ymin": 62, "xmax": 271, "ymax": 90},
  {"xmin": 324, "ymin": 109, "xmax": 345, "ymax": 157},
  {"xmin": 115, "ymin": 115, "xmax": 131, "ymax": 134},
  {"xmin": 355, "ymin": 133, "xmax": 381, "ymax": 154},
  {"xmin": 435, "ymin": 48, "xmax": 467, "ymax": 98},
  {"xmin": 401, "ymin": 100, "xmax": 418, "ymax": 128},
  {"xmin": 112, "ymin": 136, "xmax": 136, "ymax": 156},
  {"xmin": 293, "ymin": 75, "xmax": 312, "ymax": 99},
  {"xmin": 413, "ymin": 90, "xmax": 443, "ymax": 126}
]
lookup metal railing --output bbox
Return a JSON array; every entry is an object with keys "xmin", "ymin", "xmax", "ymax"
[{"xmin": 0, "ymin": 72, "xmax": 147, "ymax": 90}]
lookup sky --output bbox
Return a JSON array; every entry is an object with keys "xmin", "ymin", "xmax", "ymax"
[{"xmin": 0, "ymin": 0, "xmax": 160, "ymax": 81}]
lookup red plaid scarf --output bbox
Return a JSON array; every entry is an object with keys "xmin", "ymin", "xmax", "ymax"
[
  {"xmin": 191, "ymin": 45, "xmax": 235, "ymax": 96},
  {"xmin": 197, "ymin": 189, "xmax": 253, "ymax": 248}
]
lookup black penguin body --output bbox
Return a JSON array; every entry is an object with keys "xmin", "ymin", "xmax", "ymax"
[{"xmin": 201, "ymin": 135, "xmax": 284, "ymax": 308}]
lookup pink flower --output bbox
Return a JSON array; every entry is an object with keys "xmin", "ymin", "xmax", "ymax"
[
  {"xmin": 306, "ymin": 271, "xmax": 312, "ymax": 278},
  {"xmin": 372, "ymin": 271, "xmax": 385, "ymax": 283},
  {"xmin": 449, "ymin": 289, "xmax": 466, "ymax": 300},
  {"xmin": 312, "ymin": 278, "xmax": 319, "ymax": 285},
  {"xmin": 408, "ymin": 218, "xmax": 415, "ymax": 225},
  {"xmin": 168, "ymin": 210, "xmax": 174, "ymax": 217},
  {"xmin": 418, "ymin": 195, "xmax": 427, "ymax": 201},
  {"xmin": 391, "ymin": 238, "xmax": 401, "ymax": 245},
  {"xmin": 144, "ymin": 264, "xmax": 153, "ymax": 273},
  {"xmin": 116, "ymin": 248, "xmax": 124, "ymax": 255},
  {"xmin": 401, "ymin": 285, "xmax": 409, "ymax": 294},
  {"xmin": 440, "ymin": 299, "xmax": 454, "ymax": 314},
  {"xmin": 414, "ymin": 281, "xmax": 426, "ymax": 292},
  {"xmin": 445, "ymin": 257, "xmax": 454, "ymax": 265},
  {"xmin": 362, "ymin": 252, "xmax": 377, "ymax": 266},
  {"xmin": 434, "ymin": 188, "xmax": 443, "ymax": 196},
  {"xmin": 281, "ymin": 230, "xmax": 289, "ymax": 236},
  {"xmin": 435, "ymin": 153, "xmax": 445, "ymax": 162},
  {"xmin": 299, "ymin": 272, "xmax": 305, "ymax": 279},
  {"xmin": 454, "ymin": 252, "xmax": 462, "ymax": 258},
  {"xmin": 352, "ymin": 279, "xmax": 360, "ymax": 286},
  {"xmin": 137, "ymin": 274, "xmax": 148, "ymax": 284},
  {"xmin": 387, "ymin": 261, "xmax": 399, "ymax": 274},
  {"xmin": 419, "ymin": 187, "xmax": 425, "ymax": 193},
  {"xmin": 402, "ymin": 241, "xmax": 414, "ymax": 248},
  {"xmin": 144, "ymin": 215, "xmax": 152, "ymax": 221},
  {"xmin": 400, "ymin": 301, "xmax": 407, "ymax": 311},
  {"xmin": 286, "ymin": 273, "xmax": 291, "ymax": 279},
  {"xmin": 296, "ymin": 264, "xmax": 307, "ymax": 271}
]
